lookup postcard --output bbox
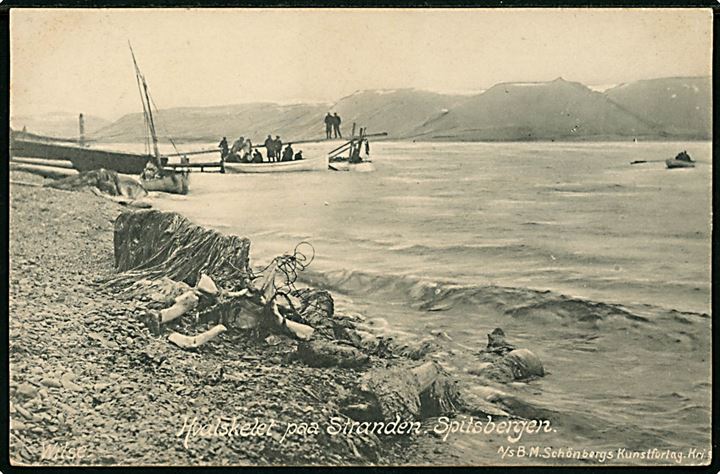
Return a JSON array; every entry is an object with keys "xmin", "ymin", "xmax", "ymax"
[{"xmin": 7, "ymin": 7, "xmax": 713, "ymax": 467}]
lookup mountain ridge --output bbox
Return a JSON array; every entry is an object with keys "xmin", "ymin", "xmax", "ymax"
[{"xmin": 13, "ymin": 76, "xmax": 710, "ymax": 143}]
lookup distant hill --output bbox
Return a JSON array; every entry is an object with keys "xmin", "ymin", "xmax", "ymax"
[
  {"xmin": 16, "ymin": 76, "xmax": 709, "ymax": 143},
  {"xmin": 412, "ymin": 78, "xmax": 662, "ymax": 141},
  {"xmin": 10, "ymin": 112, "xmax": 110, "ymax": 140},
  {"xmin": 90, "ymin": 89, "xmax": 460, "ymax": 143},
  {"xmin": 92, "ymin": 103, "xmax": 329, "ymax": 143},
  {"xmin": 605, "ymin": 76, "xmax": 711, "ymax": 139}
]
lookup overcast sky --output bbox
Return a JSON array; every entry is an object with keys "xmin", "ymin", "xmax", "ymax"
[{"xmin": 11, "ymin": 8, "xmax": 712, "ymax": 120}]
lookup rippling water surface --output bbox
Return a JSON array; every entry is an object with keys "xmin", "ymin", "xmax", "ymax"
[{"xmin": 133, "ymin": 140, "xmax": 710, "ymax": 464}]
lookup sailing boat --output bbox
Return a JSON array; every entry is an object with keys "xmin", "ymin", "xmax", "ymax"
[{"xmin": 130, "ymin": 44, "xmax": 189, "ymax": 194}]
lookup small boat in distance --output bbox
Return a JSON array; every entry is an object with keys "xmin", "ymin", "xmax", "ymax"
[
  {"xmin": 630, "ymin": 150, "xmax": 697, "ymax": 169},
  {"xmin": 665, "ymin": 159, "xmax": 695, "ymax": 169},
  {"xmin": 665, "ymin": 150, "xmax": 695, "ymax": 169}
]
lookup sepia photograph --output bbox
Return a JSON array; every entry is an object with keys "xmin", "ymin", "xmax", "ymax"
[{"xmin": 7, "ymin": 7, "xmax": 713, "ymax": 466}]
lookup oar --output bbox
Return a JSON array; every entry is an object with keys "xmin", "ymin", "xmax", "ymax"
[
  {"xmin": 164, "ymin": 148, "xmax": 219, "ymax": 157},
  {"xmin": 327, "ymin": 132, "xmax": 389, "ymax": 155},
  {"xmin": 328, "ymin": 142, "xmax": 354, "ymax": 160},
  {"xmin": 328, "ymin": 138, "xmax": 356, "ymax": 155},
  {"xmin": 630, "ymin": 159, "xmax": 666, "ymax": 165}
]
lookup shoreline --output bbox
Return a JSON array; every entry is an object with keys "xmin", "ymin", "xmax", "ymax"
[
  {"xmin": 78, "ymin": 137, "xmax": 713, "ymax": 147},
  {"xmin": 8, "ymin": 171, "xmax": 461, "ymax": 466}
]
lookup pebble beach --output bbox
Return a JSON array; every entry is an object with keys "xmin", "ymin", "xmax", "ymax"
[{"xmin": 8, "ymin": 171, "xmax": 455, "ymax": 466}]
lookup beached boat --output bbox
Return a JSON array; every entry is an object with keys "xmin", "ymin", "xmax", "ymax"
[
  {"xmin": 11, "ymin": 47, "xmax": 189, "ymax": 195},
  {"xmin": 223, "ymin": 155, "xmax": 328, "ymax": 173},
  {"xmin": 10, "ymin": 131, "xmax": 155, "ymax": 175},
  {"xmin": 665, "ymin": 158, "xmax": 695, "ymax": 169}
]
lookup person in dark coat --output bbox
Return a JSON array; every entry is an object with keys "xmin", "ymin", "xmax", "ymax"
[
  {"xmin": 294, "ymin": 150, "xmax": 303, "ymax": 161},
  {"xmin": 332, "ymin": 113, "xmax": 342, "ymax": 138},
  {"xmin": 675, "ymin": 150, "xmax": 693, "ymax": 162},
  {"xmin": 274, "ymin": 136, "xmax": 283, "ymax": 160},
  {"xmin": 218, "ymin": 137, "xmax": 229, "ymax": 158},
  {"xmin": 324, "ymin": 113, "xmax": 333, "ymax": 139},
  {"xmin": 264, "ymin": 135, "xmax": 275, "ymax": 162},
  {"xmin": 252, "ymin": 149, "xmax": 263, "ymax": 163},
  {"xmin": 282, "ymin": 144, "xmax": 294, "ymax": 162}
]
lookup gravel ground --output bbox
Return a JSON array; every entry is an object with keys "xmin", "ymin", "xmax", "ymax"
[{"xmin": 9, "ymin": 172, "xmax": 463, "ymax": 466}]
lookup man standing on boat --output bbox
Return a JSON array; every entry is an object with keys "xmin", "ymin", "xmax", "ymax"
[
  {"xmin": 332, "ymin": 113, "xmax": 342, "ymax": 138},
  {"xmin": 264, "ymin": 134, "xmax": 275, "ymax": 162},
  {"xmin": 324, "ymin": 113, "xmax": 333, "ymax": 139},
  {"xmin": 274, "ymin": 136, "xmax": 283, "ymax": 161},
  {"xmin": 218, "ymin": 137, "xmax": 229, "ymax": 158}
]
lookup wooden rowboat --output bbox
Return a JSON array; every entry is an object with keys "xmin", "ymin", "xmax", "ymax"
[{"xmin": 223, "ymin": 155, "xmax": 328, "ymax": 173}]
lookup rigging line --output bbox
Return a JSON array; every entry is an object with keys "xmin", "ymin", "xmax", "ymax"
[
  {"xmin": 136, "ymin": 74, "xmax": 151, "ymax": 156},
  {"xmin": 147, "ymin": 94, "xmax": 182, "ymax": 157},
  {"xmin": 131, "ymin": 58, "xmax": 150, "ymax": 153},
  {"xmin": 129, "ymin": 41, "xmax": 153, "ymax": 156},
  {"xmin": 141, "ymin": 75, "xmax": 161, "ymax": 162},
  {"xmin": 127, "ymin": 44, "xmax": 191, "ymax": 159},
  {"xmin": 129, "ymin": 42, "xmax": 161, "ymax": 163}
]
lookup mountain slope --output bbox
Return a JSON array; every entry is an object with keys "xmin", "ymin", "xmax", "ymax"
[
  {"xmin": 413, "ymin": 78, "xmax": 662, "ymax": 141},
  {"xmin": 91, "ymin": 103, "xmax": 329, "ymax": 143},
  {"xmin": 605, "ymin": 76, "xmax": 711, "ymax": 139},
  {"xmin": 330, "ymin": 89, "xmax": 463, "ymax": 138}
]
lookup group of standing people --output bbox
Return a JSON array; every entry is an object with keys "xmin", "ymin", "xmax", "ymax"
[
  {"xmin": 217, "ymin": 135, "xmax": 303, "ymax": 164},
  {"xmin": 263, "ymin": 135, "xmax": 285, "ymax": 162},
  {"xmin": 324, "ymin": 113, "xmax": 342, "ymax": 139},
  {"xmin": 263, "ymin": 135, "xmax": 303, "ymax": 162}
]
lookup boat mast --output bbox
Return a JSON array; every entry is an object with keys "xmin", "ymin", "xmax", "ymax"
[
  {"xmin": 131, "ymin": 55, "xmax": 151, "ymax": 155},
  {"xmin": 78, "ymin": 113, "xmax": 85, "ymax": 147},
  {"xmin": 129, "ymin": 43, "xmax": 162, "ymax": 168}
]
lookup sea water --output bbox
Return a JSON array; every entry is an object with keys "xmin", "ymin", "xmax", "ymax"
[{"xmin": 130, "ymin": 140, "xmax": 711, "ymax": 464}]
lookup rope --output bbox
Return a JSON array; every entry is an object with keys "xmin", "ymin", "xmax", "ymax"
[
  {"xmin": 133, "ymin": 68, "xmax": 151, "ymax": 155},
  {"xmin": 148, "ymin": 94, "xmax": 182, "ymax": 158},
  {"xmin": 251, "ymin": 241, "xmax": 315, "ymax": 297}
]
